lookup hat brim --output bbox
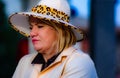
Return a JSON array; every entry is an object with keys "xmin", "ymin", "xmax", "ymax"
[{"xmin": 9, "ymin": 12, "xmax": 84, "ymax": 41}]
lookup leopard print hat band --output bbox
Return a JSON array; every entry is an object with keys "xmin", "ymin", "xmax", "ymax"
[{"xmin": 8, "ymin": 0, "xmax": 84, "ymax": 41}]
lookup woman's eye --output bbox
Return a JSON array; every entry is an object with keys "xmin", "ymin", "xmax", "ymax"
[
  {"xmin": 38, "ymin": 26, "xmax": 43, "ymax": 28},
  {"xmin": 29, "ymin": 27, "xmax": 32, "ymax": 30}
]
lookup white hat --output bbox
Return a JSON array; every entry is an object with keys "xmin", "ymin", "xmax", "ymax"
[{"xmin": 9, "ymin": 0, "xmax": 84, "ymax": 41}]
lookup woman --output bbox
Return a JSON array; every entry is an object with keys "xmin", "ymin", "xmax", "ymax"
[{"xmin": 9, "ymin": 0, "xmax": 98, "ymax": 78}]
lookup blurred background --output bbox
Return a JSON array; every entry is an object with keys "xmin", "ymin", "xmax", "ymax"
[{"xmin": 0, "ymin": 0, "xmax": 120, "ymax": 78}]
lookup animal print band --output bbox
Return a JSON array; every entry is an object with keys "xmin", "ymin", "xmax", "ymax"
[{"xmin": 31, "ymin": 5, "xmax": 70, "ymax": 23}]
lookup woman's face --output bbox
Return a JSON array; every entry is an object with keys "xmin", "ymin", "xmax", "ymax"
[{"xmin": 29, "ymin": 17, "xmax": 58, "ymax": 54}]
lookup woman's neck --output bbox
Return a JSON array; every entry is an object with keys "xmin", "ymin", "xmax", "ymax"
[{"xmin": 42, "ymin": 50, "xmax": 58, "ymax": 62}]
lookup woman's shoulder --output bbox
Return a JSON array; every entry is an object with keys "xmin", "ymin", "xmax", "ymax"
[
  {"xmin": 67, "ymin": 47, "xmax": 95, "ymax": 68},
  {"xmin": 65, "ymin": 47, "xmax": 97, "ymax": 71},
  {"xmin": 19, "ymin": 52, "xmax": 38, "ymax": 64},
  {"xmin": 65, "ymin": 46, "xmax": 92, "ymax": 63},
  {"xmin": 74, "ymin": 49, "xmax": 90, "ymax": 58},
  {"xmin": 64, "ymin": 47, "xmax": 98, "ymax": 78},
  {"xmin": 21, "ymin": 52, "xmax": 37, "ymax": 59}
]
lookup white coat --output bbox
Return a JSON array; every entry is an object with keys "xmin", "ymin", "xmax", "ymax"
[{"xmin": 12, "ymin": 46, "xmax": 98, "ymax": 78}]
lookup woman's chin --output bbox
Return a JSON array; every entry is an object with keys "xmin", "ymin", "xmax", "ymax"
[{"xmin": 34, "ymin": 46, "xmax": 42, "ymax": 51}]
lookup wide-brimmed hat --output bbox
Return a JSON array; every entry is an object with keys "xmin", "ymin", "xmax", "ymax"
[{"xmin": 9, "ymin": 0, "xmax": 84, "ymax": 41}]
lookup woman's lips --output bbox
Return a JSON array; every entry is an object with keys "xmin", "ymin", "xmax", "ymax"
[{"xmin": 32, "ymin": 39, "xmax": 39, "ymax": 43}]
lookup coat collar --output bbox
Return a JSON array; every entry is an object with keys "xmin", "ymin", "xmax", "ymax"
[
  {"xmin": 31, "ymin": 45, "xmax": 77, "ymax": 65},
  {"xmin": 31, "ymin": 52, "xmax": 61, "ymax": 64},
  {"xmin": 54, "ymin": 46, "xmax": 77, "ymax": 63},
  {"xmin": 31, "ymin": 46, "xmax": 77, "ymax": 74}
]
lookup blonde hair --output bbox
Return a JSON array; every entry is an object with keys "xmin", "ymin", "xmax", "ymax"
[{"xmin": 44, "ymin": 20, "xmax": 77, "ymax": 52}]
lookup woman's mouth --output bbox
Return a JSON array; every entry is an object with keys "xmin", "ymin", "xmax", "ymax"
[{"xmin": 32, "ymin": 39, "xmax": 39, "ymax": 43}]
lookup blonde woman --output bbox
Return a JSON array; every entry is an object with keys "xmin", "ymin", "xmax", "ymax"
[{"xmin": 9, "ymin": 0, "xmax": 98, "ymax": 78}]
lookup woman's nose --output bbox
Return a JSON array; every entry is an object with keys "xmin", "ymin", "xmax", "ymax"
[{"xmin": 30, "ymin": 27, "xmax": 38, "ymax": 37}]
